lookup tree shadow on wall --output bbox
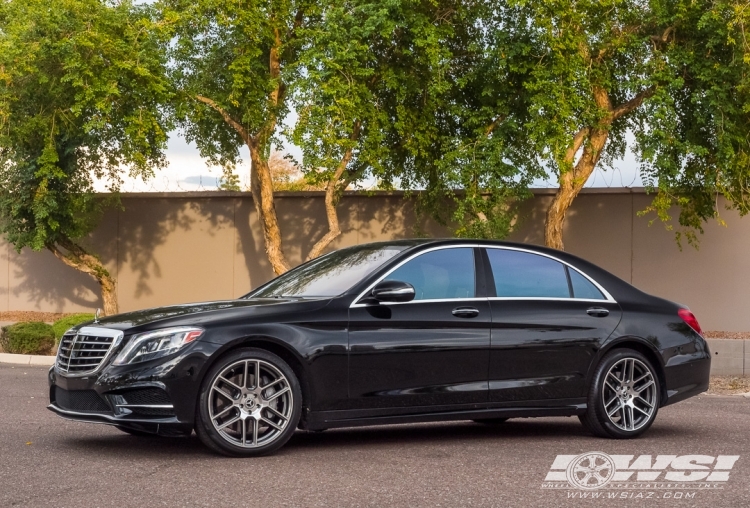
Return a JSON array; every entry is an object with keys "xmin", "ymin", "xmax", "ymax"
[
  {"xmin": 7, "ymin": 197, "xmax": 222, "ymax": 312},
  {"xmin": 5, "ymin": 246, "xmax": 103, "ymax": 313},
  {"xmin": 186, "ymin": 196, "xmax": 269, "ymax": 295},
  {"xmin": 6, "ymin": 192, "xmax": 458, "ymax": 314},
  {"xmin": 354, "ymin": 193, "xmax": 452, "ymax": 243}
]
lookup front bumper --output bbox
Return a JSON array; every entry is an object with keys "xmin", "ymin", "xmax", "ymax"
[{"xmin": 48, "ymin": 340, "xmax": 218, "ymax": 435}]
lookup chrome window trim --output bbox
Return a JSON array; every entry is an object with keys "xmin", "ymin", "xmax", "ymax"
[
  {"xmin": 55, "ymin": 326, "xmax": 124, "ymax": 378},
  {"xmin": 487, "ymin": 297, "xmax": 613, "ymax": 303},
  {"xmin": 349, "ymin": 244, "xmax": 616, "ymax": 308},
  {"xmin": 370, "ymin": 297, "xmax": 488, "ymax": 307}
]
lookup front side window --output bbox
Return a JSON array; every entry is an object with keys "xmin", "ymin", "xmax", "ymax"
[
  {"xmin": 487, "ymin": 249, "xmax": 570, "ymax": 298},
  {"xmin": 249, "ymin": 244, "xmax": 407, "ymax": 298},
  {"xmin": 385, "ymin": 248, "xmax": 475, "ymax": 300}
]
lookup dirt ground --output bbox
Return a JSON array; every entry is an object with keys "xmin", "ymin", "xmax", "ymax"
[{"xmin": 707, "ymin": 376, "xmax": 750, "ymax": 395}]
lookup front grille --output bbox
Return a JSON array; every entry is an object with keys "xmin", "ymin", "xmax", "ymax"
[
  {"xmin": 56, "ymin": 327, "xmax": 122, "ymax": 376},
  {"xmin": 54, "ymin": 387, "xmax": 111, "ymax": 413}
]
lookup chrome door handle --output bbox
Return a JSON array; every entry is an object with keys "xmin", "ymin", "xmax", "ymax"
[
  {"xmin": 587, "ymin": 307, "xmax": 610, "ymax": 317},
  {"xmin": 452, "ymin": 307, "xmax": 479, "ymax": 318}
]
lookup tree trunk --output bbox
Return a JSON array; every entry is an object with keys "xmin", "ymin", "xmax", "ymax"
[
  {"xmin": 306, "ymin": 121, "xmax": 361, "ymax": 261},
  {"xmin": 544, "ymin": 129, "xmax": 610, "ymax": 250},
  {"xmin": 544, "ymin": 85, "xmax": 655, "ymax": 250},
  {"xmin": 194, "ymin": 95, "xmax": 291, "ymax": 275},
  {"xmin": 544, "ymin": 87, "xmax": 612, "ymax": 250},
  {"xmin": 248, "ymin": 140, "xmax": 291, "ymax": 275},
  {"xmin": 47, "ymin": 238, "xmax": 118, "ymax": 316}
]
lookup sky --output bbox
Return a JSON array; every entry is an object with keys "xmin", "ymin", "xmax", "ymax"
[{"xmin": 102, "ymin": 130, "xmax": 645, "ymax": 193}]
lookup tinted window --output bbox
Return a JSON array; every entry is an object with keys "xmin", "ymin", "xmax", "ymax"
[
  {"xmin": 385, "ymin": 248, "xmax": 475, "ymax": 300},
  {"xmin": 487, "ymin": 249, "xmax": 570, "ymax": 298},
  {"xmin": 250, "ymin": 245, "xmax": 407, "ymax": 297},
  {"xmin": 569, "ymin": 268, "xmax": 605, "ymax": 300}
]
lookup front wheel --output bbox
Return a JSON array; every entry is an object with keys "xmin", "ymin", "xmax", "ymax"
[
  {"xmin": 580, "ymin": 348, "xmax": 660, "ymax": 439},
  {"xmin": 195, "ymin": 348, "xmax": 302, "ymax": 457}
]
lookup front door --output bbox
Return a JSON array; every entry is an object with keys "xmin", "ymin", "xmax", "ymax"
[{"xmin": 348, "ymin": 247, "xmax": 491, "ymax": 409}]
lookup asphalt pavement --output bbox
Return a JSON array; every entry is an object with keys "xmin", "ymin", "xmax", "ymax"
[{"xmin": 2, "ymin": 364, "xmax": 749, "ymax": 508}]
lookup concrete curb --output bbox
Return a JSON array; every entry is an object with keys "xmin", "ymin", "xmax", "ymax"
[{"xmin": 0, "ymin": 353, "xmax": 55, "ymax": 366}]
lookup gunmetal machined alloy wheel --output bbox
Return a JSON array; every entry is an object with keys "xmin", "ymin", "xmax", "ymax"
[
  {"xmin": 196, "ymin": 348, "xmax": 302, "ymax": 456},
  {"xmin": 602, "ymin": 358, "xmax": 657, "ymax": 431},
  {"xmin": 580, "ymin": 348, "xmax": 660, "ymax": 439}
]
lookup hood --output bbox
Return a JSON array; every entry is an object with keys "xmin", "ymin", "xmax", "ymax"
[{"xmin": 71, "ymin": 298, "xmax": 328, "ymax": 333}]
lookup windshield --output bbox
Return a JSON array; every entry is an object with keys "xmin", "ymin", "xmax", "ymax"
[{"xmin": 247, "ymin": 244, "xmax": 407, "ymax": 298}]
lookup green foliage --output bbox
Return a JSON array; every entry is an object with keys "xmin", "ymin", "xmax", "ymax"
[
  {"xmin": 470, "ymin": 0, "xmax": 750, "ymax": 245},
  {"xmin": 218, "ymin": 166, "xmax": 242, "ymax": 192},
  {"xmin": 0, "ymin": 0, "xmax": 172, "ymax": 253},
  {"xmin": 292, "ymin": 0, "xmax": 533, "ymax": 239},
  {"xmin": 160, "ymin": 0, "xmax": 317, "ymax": 167},
  {"xmin": 52, "ymin": 314, "xmax": 95, "ymax": 341},
  {"xmin": 0, "ymin": 322, "xmax": 56, "ymax": 355}
]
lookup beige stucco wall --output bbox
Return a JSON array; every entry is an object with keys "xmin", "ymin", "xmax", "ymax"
[{"xmin": 0, "ymin": 189, "xmax": 748, "ymax": 331}]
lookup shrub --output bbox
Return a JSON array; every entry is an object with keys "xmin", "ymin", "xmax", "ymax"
[
  {"xmin": 52, "ymin": 313, "xmax": 95, "ymax": 341},
  {"xmin": 0, "ymin": 322, "xmax": 56, "ymax": 355}
]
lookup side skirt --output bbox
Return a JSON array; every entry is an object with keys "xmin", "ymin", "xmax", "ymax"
[{"xmin": 302, "ymin": 399, "xmax": 586, "ymax": 431}]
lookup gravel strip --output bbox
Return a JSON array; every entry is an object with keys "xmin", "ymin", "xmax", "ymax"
[
  {"xmin": 708, "ymin": 376, "xmax": 750, "ymax": 395},
  {"xmin": 0, "ymin": 311, "xmax": 77, "ymax": 323},
  {"xmin": 703, "ymin": 331, "xmax": 750, "ymax": 339}
]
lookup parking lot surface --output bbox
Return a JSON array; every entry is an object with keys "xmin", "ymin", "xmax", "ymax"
[{"xmin": 2, "ymin": 364, "xmax": 749, "ymax": 508}]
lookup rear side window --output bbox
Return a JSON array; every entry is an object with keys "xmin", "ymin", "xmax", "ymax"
[
  {"xmin": 486, "ymin": 249, "xmax": 570, "ymax": 298},
  {"xmin": 569, "ymin": 268, "xmax": 605, "ymax": 300},
  {"xmin": 385, "ymin": 248, "xmax": 475, "ymax": 300}
]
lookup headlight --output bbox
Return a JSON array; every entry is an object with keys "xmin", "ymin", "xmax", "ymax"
[{"xmin": 112, "ymin": 327, "xmax": 204, "ymax": 365}]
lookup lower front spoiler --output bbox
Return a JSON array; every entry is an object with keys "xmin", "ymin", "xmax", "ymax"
[{"xmin": 48, "ymin": 404, "xmax": 192, "ymax": 436}]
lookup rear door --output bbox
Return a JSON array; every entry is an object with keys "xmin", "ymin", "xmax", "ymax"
[{"xmin": 483, "ymin": 247, "xmax": 621, "ymax": 403}]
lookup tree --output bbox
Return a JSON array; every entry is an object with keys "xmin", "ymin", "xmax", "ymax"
[
  {"xmin": 478, "ymin": 0, "xmax": 750, "ymax": 250},
  {"xmin": 292, "ymin": 0, "xmax": 535, "ymax": 246},
  {"xmin": 0, "ymin": 0, "xmax": 171, "ymax": 315},
  {"xmin": 292, "ymin": 0, "xmax": 462, "ymax": 257},
  {"xmin": 161, "ymin": 0, "xmax": 322, "ymax": 275}
]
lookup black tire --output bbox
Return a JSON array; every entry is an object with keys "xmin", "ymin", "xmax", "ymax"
[
  {"xmin": 473, "ymin": 418, "xmax": 510, "ymax": 425},
  {"xmin": 115, "ymin": 426, "xmax": 158, "ymax": 437},
  {"xmin": 195, "ymin": 348, "xmax": 302, "ymax": 457},
  {"xmin": 581, "ymin": 348, "xmax": 660, "ymax": 439}
]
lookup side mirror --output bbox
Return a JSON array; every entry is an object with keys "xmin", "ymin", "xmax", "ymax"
[{"xmin": 370, "ymin": 280, "xmax": 415, "ymax": 303}]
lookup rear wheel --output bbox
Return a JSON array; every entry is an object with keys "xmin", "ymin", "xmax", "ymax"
[
  {"xmin": 581, "ymin": 349, "xmax": 660, "ymax": 439},
  {"xmin": 195, "ymin": 348, "xmax": 302, "ymax": 457}
]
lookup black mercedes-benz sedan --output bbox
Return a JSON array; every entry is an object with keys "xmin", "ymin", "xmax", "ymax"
[{"xmin": 48, "ymin": 239, "xmax": 710, "ymax": 456}]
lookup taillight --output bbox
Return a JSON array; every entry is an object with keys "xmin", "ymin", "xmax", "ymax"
[{"xmin": 678, "ymin": 308, "xmax": 703, "ymax": 336}]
